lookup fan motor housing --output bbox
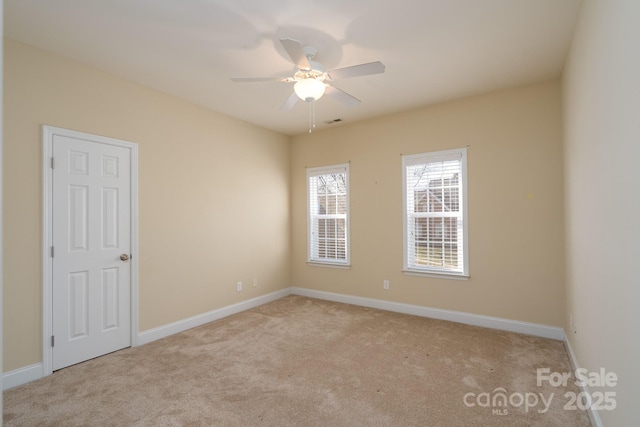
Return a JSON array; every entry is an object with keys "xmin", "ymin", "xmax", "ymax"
[{"xmin": 294, "ymin": 66, "xmax": 326, "ymax": 82}]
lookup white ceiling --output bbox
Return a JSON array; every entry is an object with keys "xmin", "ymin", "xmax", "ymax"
[{"xmin": 5, "ymin": 0, "xmax": 582, "ymax": 136}]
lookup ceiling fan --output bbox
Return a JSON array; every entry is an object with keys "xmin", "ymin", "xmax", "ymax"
[{"xmin": 231, "ymin": 38, "xmax": 385, "ymax": 114}]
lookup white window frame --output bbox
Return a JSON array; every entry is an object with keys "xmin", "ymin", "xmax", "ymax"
[
  {"xmin": 307, "ymin": 163, "xmax": 350, "ymax": 268},
  {"xmin": 402, "ymin": 148, "xmax": 469, "ymax": 279}
]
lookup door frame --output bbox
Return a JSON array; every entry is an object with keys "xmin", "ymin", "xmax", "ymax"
[{"xmin": 42, "ymin": 125, "xmax": 139, "ymax": 376}]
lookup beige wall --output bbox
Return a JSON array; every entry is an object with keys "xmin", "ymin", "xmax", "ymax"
[
  {"xmin": 563, "ymin": 1, "xmax": 640, "ymax": 425},
  {"xmin": 292, "ymin": 81, "xmax": 566, "ymax": 327},
  {"xmin": 3, "ymin": 39, "xmax": 291, "ymax": 372}
]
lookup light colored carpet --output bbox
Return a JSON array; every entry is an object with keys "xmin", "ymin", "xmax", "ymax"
[{"xmin": 4, "ymin": 295, "xmax": 590, "ymax": 426}]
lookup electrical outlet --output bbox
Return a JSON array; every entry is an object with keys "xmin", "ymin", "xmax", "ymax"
[
  {"xmin": 236, "ymin": 281, "xmax": 243, "ymax": 292},
  {"xmin": 253, "ymin": 278, "xmax": 258, "ymax": 287},
  {"xmin": 569, "ymin": 314, "xmax": 576, "ymax": 334},
  {"xmin": 383, "ymin": 280, "xmax": 390, "ymax": 290}
]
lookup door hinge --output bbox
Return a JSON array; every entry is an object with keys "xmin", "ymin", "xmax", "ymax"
[
  {"xmin": 51, "ymin": 157, "xmax": 55, "ymax": 169},
  {"xmin": 51, "ymin": 246, "xmax": 55, "ymax": 257},
  {"xmin": 51, "ymin": 335, "xmax": 55, "ymax": 347}
]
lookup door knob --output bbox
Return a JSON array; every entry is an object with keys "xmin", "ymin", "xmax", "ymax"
[{"xmin": 120, "ymin": 254, "xmax": 130, "ymax": 261}]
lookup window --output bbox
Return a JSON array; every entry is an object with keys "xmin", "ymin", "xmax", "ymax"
[
  {"xmin": 307, "ymin": 163, "xmax": 350, "ymax": 266},
  {"xmin": 402, "ymin": 148, "xmax": 468, "ymax": 278}
]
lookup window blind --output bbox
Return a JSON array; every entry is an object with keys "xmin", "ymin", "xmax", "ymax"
[
  {"xmin": 307, "ymin": 164, "xmax": 349, "ymax": 265},
  {"xmin": 403, "ymin": 149, "xmax": 467, "ymax": 276}
]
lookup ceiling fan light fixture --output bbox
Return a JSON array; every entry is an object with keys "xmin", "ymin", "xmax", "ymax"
[{"xmin": 294, "ymin": 78, "xmax": 326, "ymax": 102}]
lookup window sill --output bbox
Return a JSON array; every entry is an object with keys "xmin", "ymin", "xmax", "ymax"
[
  {"xmin": 307, "ymin": 261, "xmax": 351, "ymax": 269},
  {"xmin": 402, "ymin": 269, "xmax": 469, "ymax": 281}
]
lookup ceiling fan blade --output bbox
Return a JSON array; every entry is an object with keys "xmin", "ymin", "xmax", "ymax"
[
  {"xmin": 231, "ymin": 76, "xmax": 293, "ymax": 83},
  {"xmin": 280, "ymin": 92, "xmax": 299, "ymax": 110},
  {"xmin": 325, "ymin": 84, "xmax": 361, "ymax": 106},
  {"xmin": 328, "ymin": 61, "xmax": 385, "ymax": 80},
  {"xmin": 280, "ymin": 38, "xmax": 311, "ymax": 70}
]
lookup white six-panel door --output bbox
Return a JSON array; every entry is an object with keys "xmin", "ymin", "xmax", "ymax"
[{"xmin": 51, "ymin": 133, "xmax": 132, "ymax": 370}]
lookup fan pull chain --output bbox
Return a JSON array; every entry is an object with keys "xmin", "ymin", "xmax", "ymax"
[{"xmin": 308, "ymin": 100, "xmax": 317, "ymax": 133}]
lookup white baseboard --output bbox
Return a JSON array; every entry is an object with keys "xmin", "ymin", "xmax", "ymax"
[
  {"xmin": 4, "ymin": 286, "xmax": 566, "ymax": 391},
  {"xmin": 137, "ymin": 288, "xmax": 292, "ymax": 346},
  {"xmin": 291, "ymin": 287, "xmax": 564, "ymax": 340},
  {"xmin": 3, "ymin": 363, "xmax": 43, "ymax": 390},
  {"xmin": 3, "ymin": 289, "xmax": 291, "ymax": 390},
  {"xmin": 563, "ymin": 334, "xmax": 604, "ymax": 427}
]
